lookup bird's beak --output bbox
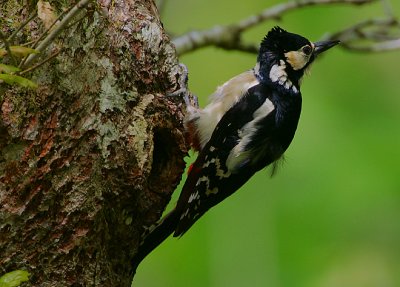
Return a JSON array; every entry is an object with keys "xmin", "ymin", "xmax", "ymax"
[{"xmin": 313, "ymin": 40, "xmax": 340, "ymax": 56}]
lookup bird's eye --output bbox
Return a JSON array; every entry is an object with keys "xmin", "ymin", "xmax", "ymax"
[{"xmin": 302, "ymin": 45, "xmax": 312, "ymax": 55}]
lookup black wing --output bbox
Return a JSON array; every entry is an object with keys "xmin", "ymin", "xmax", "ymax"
[
  {"xmin": 174, "ymin": 84, "xmax": 285, "ymax": 236},
  {"xmin": 132, "ymin": 84, "xmax": 301, "ymax": 271}
]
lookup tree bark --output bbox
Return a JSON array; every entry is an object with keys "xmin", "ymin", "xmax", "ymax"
[{"xmin": 0, "ymin": 0, "xmax": 187, "ymax": 286}]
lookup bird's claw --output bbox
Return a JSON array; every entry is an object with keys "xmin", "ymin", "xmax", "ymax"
[{"xmin": 167, "ymin": 63, "xmax": 199, "ymax": 109}]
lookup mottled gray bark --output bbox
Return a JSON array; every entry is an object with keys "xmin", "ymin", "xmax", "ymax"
[{"xmin": 0, "ymin": 0, "xmax": 187, "ymax": 286}]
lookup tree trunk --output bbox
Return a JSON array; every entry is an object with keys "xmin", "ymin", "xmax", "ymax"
[{"xmin": 0, "ymin": 0, "xmax": 187, "ymax": 286}]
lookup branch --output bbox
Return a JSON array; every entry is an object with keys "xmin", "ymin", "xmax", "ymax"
[
  {"xmin": 30, "ymin": 6, "xmax": 68, "ymax": 50},
  {"xmin": 323, "ymin": 17, "xmax": 400, "ymax": 52},
  {"xmin": 380, "ymin": 0, "xmax": 394, "ymax": 18},
  {"xmin": 235, "ymin": 0, "xmax": 376, "ymax": 32},
  {"xmin": 7, "ymin": 12, "xmax": 37, "ymax": 44},
  {"xmin": 172, "ymin": 0, "xmax": 378, "ymax": 55},
  {"xmin": 20, "ymin": 50, "xmax": 61, "ymax": 75},
  {"xmin": 23, "ymin": 0, "xmax": 91, "ymax": 68},
  {"xmin": 0, "ymin": 31, "xmax": 18, "ymax": 66},
  {"xmin": 346, "ymin": 38, "xmax": 400, "ymax": 52}
]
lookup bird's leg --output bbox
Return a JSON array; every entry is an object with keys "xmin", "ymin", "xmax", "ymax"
[{"xmin": 167, "ymin": 64, "xmax": 203, "ymax": 151}]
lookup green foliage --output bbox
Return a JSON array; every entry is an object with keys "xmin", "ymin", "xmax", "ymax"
[
  {"xmin": 0, "ymin": 74, "xmax": 38, "ymax": 88},
  {"xmin": 0, "ymin": 270, "xmax": 30, "ymax": 287},
  {"xmin": 0, "ymin": 63, "xmax": 20, "ymax": 73},
  {"xmin": 0, "ymin": 46, "xmax": 39, "ymax": 58},
  {"xmin": 0, "ymin": 46, "xmax": 38, "ymax": 89}
]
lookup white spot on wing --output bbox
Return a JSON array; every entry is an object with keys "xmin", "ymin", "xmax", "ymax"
[
  {"xmin": 203, "ymin": 157, "xmax": 231, "ymax": 178},
  {"xmin": 203, "ymin": 158, "xmax": 216, "ymax": 168},
  {"xmin": 193, "ymin": 162, "xmax": 230, "ymax": 199},
  {"xmin": 214, "ymin": 158, "xmax": 231, "ymax": 179},
  {"xmin": 205, "ymin": 187, "xmax": 219, "ymax": 196},
  {"xmin": 180, "ymin": 208, "xmax": 190, "ymax": 220},
  {"xmin": 226, "ymin": 98, "xmax": 275, "ymax": 172},
  {"xmin": 188, "ymin": 191, "xmax": 199, "ymax": 203}
]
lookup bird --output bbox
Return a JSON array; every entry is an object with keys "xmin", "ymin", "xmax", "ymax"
[{"xmin": 132, "ymin": 26, "xmax": 339, "ymax": 272}]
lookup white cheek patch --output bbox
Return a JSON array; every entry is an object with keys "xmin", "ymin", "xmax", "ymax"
[
  {"xmin": 269, "ymin": 60, "xmax": 297, "ymax": 93},
  {"xmin": 285, "ymin": 51, "xmax": 309, "ymax": 71},
  {"xmin": 269, "ymin": 60, "xmax": 287, "ymax": 82}
]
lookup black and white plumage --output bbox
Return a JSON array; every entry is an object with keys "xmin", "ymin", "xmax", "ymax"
[{"xmin": 132, "ymin": 26, "xmax": 339, "ymax": 271}]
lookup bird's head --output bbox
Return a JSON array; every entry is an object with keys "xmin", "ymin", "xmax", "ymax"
[{"xmin": 255, "ymin": 26, "xmax": 339, "ymax": 93}]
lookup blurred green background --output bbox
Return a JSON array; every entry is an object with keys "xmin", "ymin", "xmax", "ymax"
[{"xmin": 135, "ymin": 0, "xmax": 400, "ymax": 286}]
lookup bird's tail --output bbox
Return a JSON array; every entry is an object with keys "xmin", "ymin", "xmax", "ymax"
[{"xmin": 131, "ymin": 208, "xmax": 180, "ymax": 275}]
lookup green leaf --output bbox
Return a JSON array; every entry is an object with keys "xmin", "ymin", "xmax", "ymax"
[
  {"xmin": 0, "ymin": 46, "xmax": 39, "ymax": 58},
  {"xmin": 0, "ymin": 64, "xmax": 21, "ymax": 73},
  {"xmin": 10, "ymin": 46, "xmax": 39, "ymax": 57},
  {"xmin": 0, "ymin": 270, "xmax": 30, "ymax": 287},
  {"xmin": 0, "ymin": 74, "xmax": 38, "ymax": 89}
]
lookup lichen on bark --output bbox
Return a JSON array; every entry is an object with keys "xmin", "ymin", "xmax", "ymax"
[{"xmin": 0, "ymin": 0, "xmax": 188, "ymax": 286}]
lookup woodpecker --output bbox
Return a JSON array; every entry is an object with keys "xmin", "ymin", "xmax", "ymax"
[{"xmin": 133, "ymin": 26, "xmax": 339, "ymax": 271}]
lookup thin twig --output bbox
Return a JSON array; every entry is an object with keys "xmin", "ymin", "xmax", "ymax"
[
  {"xmin": 19, "ymin": 50, "xmax": 61, "ymax": 75},
  {"xmin": 381, "ymin": 0, "xmax": 394, "ymax": 18},
  {"xmin": 342, "ymin": 38, "xmax": 400, "ymax": 52},
  {"xmin": 18, "ymin": 8, "xmax": 67, "ymax": 68},
  {"xmin": 323, "ymin": 18, "xmax": 398, "ymax": 41},
  {"xmin": 31, "ymin": 7, "xmax": 68, "ymax": 49},
  {"xmin": 7, "ymin": 12, "xmax": 37, "ymax": 44},
  {"xmin": 172, "ymin": 0, "xmax": 378, "ymax": 55},
  {"xmin": 65, "ymin": 14, "xmax": 87, "ymax": 30},
  {"xmin": 236, "ymin": 0, "xmax": 377, "ymax": 32},
  {"xmin": 323, "ymin": 17, "xmax": 400, "ymax": 52},
  {"xmin": 23, "ymin": 0, "xmax": 92, "ymax": 68},
  {"xmin": 0, "ymin": 30, "xmax": 18, "ymax": 66},
  {"xmin": 21, "ymin": 40, "xmax": 37, "ymax": 47}
]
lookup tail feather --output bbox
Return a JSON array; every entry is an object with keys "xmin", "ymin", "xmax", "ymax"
[{"xmin": 131, "ymin": 208, "xmax": 180, "ymax": 275}]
